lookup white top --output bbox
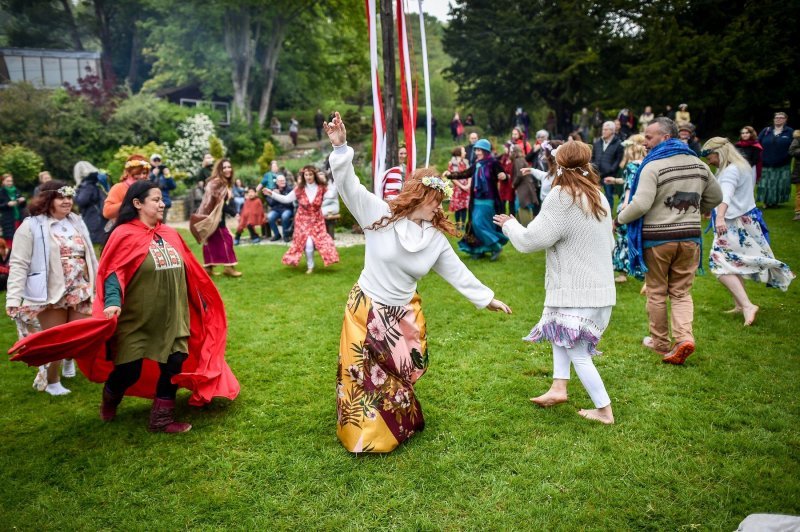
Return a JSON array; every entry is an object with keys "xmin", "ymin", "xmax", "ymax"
[
  {"xmin": 271, "ymin": 183, "xmax": 318, "ymax": 204},
  {"xmin": 329, "ymin": 144, "xmax": 494, "ymax": 308},
  {"xmin": 716, "ymin": 164, "xmax": 756, "ymax": 219},
  {"xmin": 502, "ymin": 186, "xmax": 616, "ymax": 308},
  {"xmin": 531, "ymin": 168, "xmax": 554, "ymax": 201},
  {"xmin": 321, "ymin": 180, "xmax": 339, "ymax": 216}
]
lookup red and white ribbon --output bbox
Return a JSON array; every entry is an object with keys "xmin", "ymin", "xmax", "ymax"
[
  {"xmin": 397, "ymin": 0, "xmax": 416, "ymax": 174},
  {"xmin": 417, "ymin": 0, "xmax": 432, "ymax": 167},
  {"xmin": 366, "ymin": 0, "xmax": 386, "ymax": 192}
]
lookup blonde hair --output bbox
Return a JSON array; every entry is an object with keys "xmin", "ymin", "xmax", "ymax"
[
  {"xmin": 553, "ymin": 141, "xmax": 607, "ymax": 221},
  {"xmin": 621, "ymin": 134, "xmax": 647, "ymax": 168},
  {"xmin": 702, "ymin": 137, "xmax": 751, "ymax": 175}
]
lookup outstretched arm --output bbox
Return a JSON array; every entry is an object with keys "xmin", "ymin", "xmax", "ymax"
[{"xmin": 324, "ymin": 111, "xmax": 388, "ymax": 227}]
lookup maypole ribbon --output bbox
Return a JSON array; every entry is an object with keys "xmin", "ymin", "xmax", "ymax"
[
  {"xmin": 397, "ymin": 0, "xmax": 416, "ymax": 173},
  {"xmin": 417, "ymin": 0, "xmax": 432, "ymax": 167},
  {"xmin": 366, "ymin": 0, "xmax": 386, "ymax": 192}
]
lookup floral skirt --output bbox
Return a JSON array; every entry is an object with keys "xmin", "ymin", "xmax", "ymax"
[
  {"xmin": 757, "ymin": 165, "xmax": 791, "ymax": 206},
  {"xmin": 524, "ymin": 306, "xmax": 613, "ymax": 356},
  {"xmin": 337, "ymin": 284, "xmax": 428, "ymax": 453},
  {"xmin": 612, "ymin": 223, "xmax": 632, "ymax": 275},
  {"xmin": 709, "ymin": 213, "xmax": 794, "ymax": 291},
  {"xmin": 203, "ymin": 226, "xmax": 238, "ymax": 266}
]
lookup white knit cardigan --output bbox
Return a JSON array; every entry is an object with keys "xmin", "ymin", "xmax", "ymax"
[{"xmin": 502, "ymin": 185, "xmax": 616, "ymax": 308}]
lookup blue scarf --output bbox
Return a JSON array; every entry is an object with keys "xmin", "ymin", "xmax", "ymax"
[
  {"xmin": 625, "ymin": 139, "xmax": 698, "ymax": 278},
  {"xmin": 472, "ymin": 155, "xmax": 494, "ymax": 199}
]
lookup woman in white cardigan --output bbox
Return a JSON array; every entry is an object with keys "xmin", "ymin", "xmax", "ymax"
[
  {"xmin": 6, "ymin": 181, "xmax": 98, "ymax": 395},
  {"xmin": 325, "ymin": 112, "xmax": 511, "ymax": 453},
  {"xmin": 703, "ymin": 137, "xmax": 794, "ymax": 326},
  {"xmin": 494, "ymin": 141, "xmax": 617, "ymax": 425}
]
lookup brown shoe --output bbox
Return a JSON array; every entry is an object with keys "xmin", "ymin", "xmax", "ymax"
[
  {"xmin": 662, "ymin": 340, "xmax": 695, "ymax": 365},
  {"xmin": 204, "ymin": 266, "xmax": 220, "ymax": 276},
  {"xmin": 148, "ymin": 398, "xmax": 192, "ymax": 433},
  {"xmin": 223, "ymin": 266, "xmax": 242, "ymax": 277}
]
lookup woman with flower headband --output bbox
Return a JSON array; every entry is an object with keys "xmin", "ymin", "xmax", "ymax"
[
  {"xmin": 324, "ymin": 112, "xmax": 511, "ymax": 453},
  {"xmin": 494, "ymin": 141, "xmax": 617, "ymax": 425},
  {"xmin": 6, "ymin": 180, "xmax": 98, "ymax": 396},
  {"xmin": 103, "ymin": 154, "xmax": 151, "ymax": 222}
]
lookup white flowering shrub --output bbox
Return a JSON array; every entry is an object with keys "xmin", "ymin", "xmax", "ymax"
[{"xmin": 166, "ymin": 114, "xmax": 225, "ymax": 174}]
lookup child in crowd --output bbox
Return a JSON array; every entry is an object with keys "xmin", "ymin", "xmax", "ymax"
[{"xmin": 234, "ymin": 188, "xmax": 266, "ymax": 245}]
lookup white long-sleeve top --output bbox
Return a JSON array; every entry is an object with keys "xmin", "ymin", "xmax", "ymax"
[
  {"xmin": 502, "ymin": 186, "xmax": 616, "ymax": 308},
  {"xmin": 270, "ymin": 182, "xmax": 318, "ymax": 204},
  {"xmin": 716, "ymin": 164, "xmax": 756, "ymax": 219},
  {"xmin": 329, "ymin": 144, "xmax": 494, "ymax": 308},
  {"xmin": 531, "ymin": 168, "xmax": 554, "ymax": 201}
]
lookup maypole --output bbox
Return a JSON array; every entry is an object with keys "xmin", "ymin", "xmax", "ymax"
[{"xmin": 417, "ymin": 0, "xmax": 433, "ymax": 167}]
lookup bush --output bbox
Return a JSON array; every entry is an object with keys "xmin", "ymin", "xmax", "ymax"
[
  {"xmin": 107, "ymin": 142, "xmax": 167, "ymax": 182},
  {"xmin": 209, "ymin": 136, "xmax": 226, "ymax": 160},
  {"xmin": 256, "ymin": 141, "xmax": 277, "ymax": 174},
  {"xmin": 218, "ymin": 119, "xmax": 271, "ymax": 166},
  {"xmin": 0, "ymin": 144, "xmax": 44, "ymax": 190},
  {"xmin": 166, "ymin": 114, "xmax": 218, "ymax": 175}
]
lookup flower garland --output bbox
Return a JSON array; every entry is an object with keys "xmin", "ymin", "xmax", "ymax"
[{"xmin": 421, "ymin": 176, "xmax": 453, "ymax": 199}]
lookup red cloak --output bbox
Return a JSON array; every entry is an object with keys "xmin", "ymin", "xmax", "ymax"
[{"xmin": 8, "ymin": 220, "xmax": 240, "ymax": 406}]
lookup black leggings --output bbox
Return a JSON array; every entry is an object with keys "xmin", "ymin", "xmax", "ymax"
[{"xmin": 106, "ymin": 352, "xmax": 188, "ymax": 400}]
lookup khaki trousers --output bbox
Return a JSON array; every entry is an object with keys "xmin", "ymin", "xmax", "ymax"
[{"xmin": 643, "ymin": 241, "xmax": 700, "ymax": 353}]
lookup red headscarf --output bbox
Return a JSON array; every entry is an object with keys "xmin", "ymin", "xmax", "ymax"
[{"xmin": 9, "ymin": 220, "xmax": 240, "ymax": 406}]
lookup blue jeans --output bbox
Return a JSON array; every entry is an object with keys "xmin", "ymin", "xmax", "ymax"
[
  {"xmin": 269, "ymin": 209, "xmax": 293, "ymax": 237},
  {"xmin": 603, "ymin": 183, "xmax": 616, "ymax": 211}
]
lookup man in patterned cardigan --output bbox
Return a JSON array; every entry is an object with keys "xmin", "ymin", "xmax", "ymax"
[{"xmin": 616, "ymin": 117, "xmax": 722, "ymax": 365}]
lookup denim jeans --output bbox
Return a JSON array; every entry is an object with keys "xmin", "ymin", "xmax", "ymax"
[
  {"xmin": 603, "ymin": 183, "xmax": 616, "ymax": 211},
  {"xmin": 268, "ymin": 209, "xmax": 293, "ymax": 237}
]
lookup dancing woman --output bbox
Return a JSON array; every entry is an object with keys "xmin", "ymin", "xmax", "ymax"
[
  {"xmin": 263, "ymin": 165, "xmax": 339, "ymax": 274},
  {"xmin": 702, "ymin": 137, "xmax": 794, "ymax": 325},
  {"xmin": 325, "ymin": 112, "xmax": 511, "ymax": 453},
  {"xmin": 494, "ymin": 141, "xmax": 616, "ymax": 425}
]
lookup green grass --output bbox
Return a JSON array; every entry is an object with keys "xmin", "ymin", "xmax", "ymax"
[{"xmin": 1, "ymin": 203, "xmax": 799, "ymax": 530}]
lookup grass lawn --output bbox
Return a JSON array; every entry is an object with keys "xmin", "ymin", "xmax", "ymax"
[{"xmin": 1, "ymin": 203, "xmax": 798, "ymax": 530}]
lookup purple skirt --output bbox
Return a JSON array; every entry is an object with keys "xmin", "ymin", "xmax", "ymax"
[{"xmin": 203, "ymin": 226, "xmax": 238, "ymax": 266}]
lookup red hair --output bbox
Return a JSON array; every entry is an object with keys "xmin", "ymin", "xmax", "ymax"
[
  {"xmin": 121, "ymin": 154, "xmax": 150, "ymax": 182},
  {"xmin": 368, "ymin": 167, "xmax": 457, "ymax": 237},
  {"xmin": 552, "ymin": 141, "xmax": 607, "ymax": 221}
]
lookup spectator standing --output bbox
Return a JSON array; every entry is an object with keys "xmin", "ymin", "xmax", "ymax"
[
  {"xmin": 735, "ymin": 126, "xmax": 763, "ymax": 185},
  {"xmin": 578, "ymin": 107, "xmax": 591, "ymax": 142},
  {"xmin": 638, "ymin": 106, "xmax": 655, "ymax": 132},
  {"xmin": 270, "ymin": 116, "xmax": 282, "ymax": 134},
  {"xmin": 447, "ymin": 146, "xmax": 470, "ymax": 230},
  {"xmin": 464, "ymin": 132, "xmax": 479, "ymax": 166},
  {"xmin": 675, "ymin": 104, "xmax": 691, "ymax": 127},
  {"xmin": 33, "ymin": 171, "xmax": 52, "ymax": 197},
  {"xmin": 195, "ymin": 153, "xmax": 214, "ymax": 185},
  {"xmin": 677, "ymin": 123, "xmax": 702, "ymax": 156},
  {"xmin": 616, "ymin": 117, "xmax": 722, "ymax": 364},
  {"xmin": 510, "ymin": 127, "xmax": 532, "ymax": 155},
  {"xmin": 74, "ymin": 162, "xmax": 109, "ymax": 246},
  {"xmin": 464, "ymin": 113, "xmax": 475, "ymax": 126},
  {"xmin": 663, "ymin": 104, "xmax": 676, "ymax": 121},
  {"xmin": 104, "ymin": 155, "xmax": 150, "ymax": 222},
  {"xmin": 148, "ymin": 154, "xmax": 176, "ymax": 223},
  {"xmin": 234, "ymin": 188, "xmax": 265, "ymax": 245},
  {"xmin": 591, "ymin": 121, "xmax": 624, "ymax": 209},
  {"xmin": 526, "ymin": 130, "xmax": 551, "ymax": 171},
  {"xmin": 0, "ymin": 173, "xmax": 27, "ymax": 246},
  {"xmin": 266, "ymin": 175, "xmax": 294, "ymax": 242},
  {"xmin": 591, "ymin": 107, "xmax": 605, "ymax": 140},
  {"xmin": 757, "ymin": 112, "xmax": 794, "ymax": 208},
  {"xmin": 381, "ymin": 145, "xmax": 408, "ymax": 201},
  {"xmin": 450, "ymin": 112, "xmax": 464, "ymax": 141},
  {"xmin": 511, "ymin": 145, "xmax": 537, "ymax": 226},
  {"xmin": 232, "ymin": 178, "xmax": 246, "ymax": 214},
  {"xmin": 314, "ymin": 109, "xmax": 325, "ymax": 141},
  {"xmin": 617, "ymin": 109, "xmax": 636, "ymax": 140},
  {"xmin": 289, "ymin": 116, "xmax": 299, "ymax": 147}
]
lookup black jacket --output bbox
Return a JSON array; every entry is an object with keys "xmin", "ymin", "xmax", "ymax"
[
  {"xmin": 74, "ymin": 173, "xmax": 108, "ymax": 245},
  {"xmin": 591, "ymin": 137, "xmax": 624, "ymax": 178}
]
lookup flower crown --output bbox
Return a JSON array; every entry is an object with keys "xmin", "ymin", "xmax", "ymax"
[
  {"xmin": 57, "ymin": 185, "xmax": 75, "ymax": 197},
  {"xmin": 421, "ymin": 176, "xmax": 453, "ymax": 199},
  {"xmin": 125, "ymin": 159, "xmax": 151, "ymax": 170},
  {"xmin": 551, "ymin": 146, "xmax": 590, "ymax": 177}
]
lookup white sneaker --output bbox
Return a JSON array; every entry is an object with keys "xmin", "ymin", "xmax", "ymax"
[
  {"xmin": 45, "ymin": 382, "xmax": 71, "ymax": 396},
  {"xmin": 62, "ymin": 359, "xmax": 76, "ymax": 378},
  {"xmin": 32, "ymin": 365, "xmax": 48, "ymax": 392}
]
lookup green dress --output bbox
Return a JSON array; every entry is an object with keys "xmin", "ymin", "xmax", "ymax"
[{"xmin": 106, "ymin": 236, "xmax": 190, "ymax": 365}]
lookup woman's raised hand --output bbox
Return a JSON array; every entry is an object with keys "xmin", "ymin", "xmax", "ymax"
[
  {"xmin": 323, "ymin": 111, "xmax": 347, "ymax": 146},
  {"xmin": 487, "ymin": 298, "xmax": 512, "ymax": 314},
  {"xmin": 492, "ymin": 214, "xmax": 514, "ymax": 227}
]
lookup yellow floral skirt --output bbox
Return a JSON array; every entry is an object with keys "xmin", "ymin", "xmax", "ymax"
[{"xmin": 336, "ymin": 284, "xmax": 428, "ymax": 453}]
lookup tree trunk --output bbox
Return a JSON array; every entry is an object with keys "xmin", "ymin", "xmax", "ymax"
[
  {"xmin": 257, "ymin": 24, "xmax": 286, "ymax": 128},
  {"xmin": 380, "ymin": 0, "xmax": 398, "ymax": 169},
  {"xmin": 92, "ymin": 0, "xmax": 116, "ymax": 84},
  {"xmin": 60, "ymin": 0, "xmax": 83, "ymax": 51},
  {"xmin": 224, "ymin": 7, "xmax": 260, "ymax": 123},
  {"xmin": 127, "ymin": 16, "xmax": 140, "ymax": 90}
]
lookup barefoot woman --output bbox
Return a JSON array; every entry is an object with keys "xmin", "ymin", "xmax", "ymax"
[
  {"xmin": 495, "ymin": 141, "xmax": 616, "ymax": 425},
  {"xmin": 326, "ymin": 112, "xmax": 511, "ymax": 452}
]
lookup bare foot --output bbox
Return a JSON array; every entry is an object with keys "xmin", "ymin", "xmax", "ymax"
[
  {"xmin": 530, "ymin": 391, "xmax": 568, "ymax": 408},
  {"xmin": 743, "ymin": 305, "xmax": 759, "ymax": 326},
  {"xmin": 723, "ymin": 306, "xmax": 742, "ymax": 314},
  {"xmin": 578, "ymin": 408, "xmax": 614, "ymax": 425},
  {"xmin": 614, "ymin": 274, "xmax": 627, "ymax": 283}
]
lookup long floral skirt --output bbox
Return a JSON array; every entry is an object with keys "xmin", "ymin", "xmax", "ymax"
[
  {"xmin": 757, "ymin": 165, "xmax": 791, "ymax": 207},
  {"xmin": 336, "ymin": 284, "xmax": 428, "ymax": 453},
  {"xmin": 709, "ymin": 212, "xmax": 794, "ymax": 291},
  {"xmin": 203, "ymin": 226, "xmax": 238, "ymax": 266}
]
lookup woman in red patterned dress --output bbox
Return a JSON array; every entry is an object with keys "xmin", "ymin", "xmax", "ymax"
[
  {"xmin": 447, "ymin": 146, "xmax": 470, "ymax": 230},
  {"xmin": 263, "ymin": 165, "xmax": 339, "ymax": 273}
]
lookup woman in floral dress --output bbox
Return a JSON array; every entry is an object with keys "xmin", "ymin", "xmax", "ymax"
[
  {"xmin": 325, "ymin": 112, "xmax": 511, "ymax": 453},
  {"xmin": 447, "ymin": 146, "xmax": 469, "ymax": 230},
  {"xmin": 5, "ymin": 181, "xmax": 98, "ymax": 396},
  {"xmin": 263, "ymin": 165, "xmax": 339, "ymax": 274},
  {"xmin": 608, "ymin": 136, "xmax": 647, "ymax": 282},
  {"xmin": 703, "ymin": 137, "xmax": 794, "ymax": 326}
]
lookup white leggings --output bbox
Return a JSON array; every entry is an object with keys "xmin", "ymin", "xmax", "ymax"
[
  {"xmin": 305, "ymin": 236, "xmax": 315, "ymax": 269},
  {"xmin": 552, "ymin": 342, "xmax": 610, "ymax": 408}
]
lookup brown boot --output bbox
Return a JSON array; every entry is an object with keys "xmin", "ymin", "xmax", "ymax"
[
  {"xmin": 148, "ymin": 398, "xmax": 192, "ymax": 433},
  {"xmin": 100, "ymin": 384, "xmax": 123, "ymax": 422},
  {"xmin": 223, "ymin": 266, "xmax": 242, "ymax": 277},
  {"xmin": 204, "ymin": 266, "xmax": 220, "ymax": 276}
]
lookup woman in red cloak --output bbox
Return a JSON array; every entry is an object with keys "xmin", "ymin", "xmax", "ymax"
[{"xmin": 9, "ymin": 181, "xmax": 239, "ymax": 432}]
